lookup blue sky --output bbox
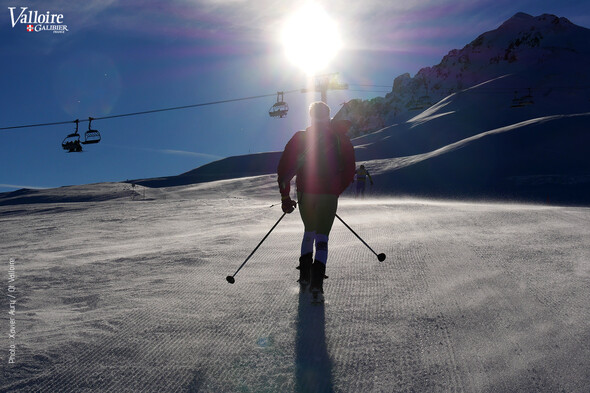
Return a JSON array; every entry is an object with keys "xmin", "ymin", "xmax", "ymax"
[{"xmin": 1, "ymin": 0, "xmax": 589, "ymax": 192}]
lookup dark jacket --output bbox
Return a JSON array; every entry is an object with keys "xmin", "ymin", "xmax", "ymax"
[{"xmin": 277, "ymin": 120, "xmax": 355, "ymax": 196}]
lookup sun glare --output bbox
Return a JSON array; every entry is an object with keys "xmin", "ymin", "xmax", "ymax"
[{"xmin": 281, "ymin": 3, "xmax": 342, "ymax": 75}]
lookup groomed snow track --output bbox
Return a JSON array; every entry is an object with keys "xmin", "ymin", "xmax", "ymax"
[{"xmin": 1, "ymin": 193, "xmax": 589, "ymax": 392}]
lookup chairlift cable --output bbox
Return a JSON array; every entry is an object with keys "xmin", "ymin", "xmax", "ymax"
[
  {"xmin": 2, "ymin": 83, "xmax": 587, "ymax": 132},
  {"xmin": 348, "ymin": 89, "xmax": 392, "ymax": 93},
  {"xmin": 348, "ymin": 83, "xmax": 393, "ymax": 89},
  {"xmin": 0, "ymin": 90, "xmax": 300, "ymax": 131}
]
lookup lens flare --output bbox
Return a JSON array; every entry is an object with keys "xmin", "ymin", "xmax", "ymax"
[
  {"xmin": 281, "ymin": 3, "xmax": 342, "ymax": 75},
  {"xmin": 52, "ymin": 52, "xmax": 121, "ymax": 117}
]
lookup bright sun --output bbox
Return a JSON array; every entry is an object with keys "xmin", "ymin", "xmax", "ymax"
[{"xmin": 281, "ymin": 3, "xmax": 342, "ymax": 75}]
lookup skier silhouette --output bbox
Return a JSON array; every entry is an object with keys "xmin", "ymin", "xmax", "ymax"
[
  {"xmin": 277, "ymin": 102, "xmax": 356, "ymax": 300},
  {"xmin": 355, "ymin": 164, "xmax": 373, "ymax": 198}
]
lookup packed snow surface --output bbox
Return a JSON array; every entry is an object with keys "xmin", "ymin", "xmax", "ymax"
[{"xmin": 1, "ymin": 180, "xmax": 589, "ymax": 392}]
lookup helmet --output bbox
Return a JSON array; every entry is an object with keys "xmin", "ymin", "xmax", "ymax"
[{"xmin": 309, "ymin": 101, "xmax": 331, "ymax": 123}]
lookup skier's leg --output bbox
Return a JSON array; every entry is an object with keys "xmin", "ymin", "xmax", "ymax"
[
  {"xmin": 311, "ymin": 194, "xmax": 338, "ymax": 296},
  {"xmin": 314, "ymin": 233, "xmax": 329, "ymax": 264},
  {"xmin": 314, "ymin": 200, "xmax": 336, "ymax": 265},
  {"xmin": 297, "ymin": 193, "xmax": 317, "ymax": 284},
  {"xmin": 297, "ymin": 230, "xmax": 314, "ymax": 284},
  {"xmin": 298, "ymin": 192, "xmax": 317, "ymax": 233},
  {"xmin": 315, "ymin": 194, "xmax": 338, "ymax": 241},
  {"xmin": 300, "ymin": 231, "xmax": 315, "ymax": 256}
]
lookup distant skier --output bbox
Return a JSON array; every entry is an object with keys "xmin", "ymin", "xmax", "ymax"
[
  {"xmin": 355, "ymin": 164, "xmax": 373, "ymax": 198},
  {"xmin": 277, "ymin": 102, "xmax": 356, "ymax": 300}
]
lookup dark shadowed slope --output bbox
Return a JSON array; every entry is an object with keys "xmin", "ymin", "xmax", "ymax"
[
  {"xmin": 365, "ymin": 113, "xmax": 590, "ymax": 205},
  {"xmin": 132, "ymin": 151, "xmax": 281, "ymax": 188}
]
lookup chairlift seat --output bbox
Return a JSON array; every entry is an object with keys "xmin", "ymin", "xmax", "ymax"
[
  {"xmin": 269, "ymin": 92, "xmax": 289, "ymax": 118},
  {"xmin": 511, "ymin": 90, "xmax": 534, "ymax": 108},
  {"xmin": 62, "ymin": 141, "xmax": 82, "ymax": 153},
  {"xmin": 269, "ymin": 102, "xmax": 289, "ymax": 118},
  {"xmin": 82, "ymin": 129, "xmax": 101, "ymax": 144},
  {"xmin": 62, "ymin": 133, "xmax": 82, "ymax": 152}
]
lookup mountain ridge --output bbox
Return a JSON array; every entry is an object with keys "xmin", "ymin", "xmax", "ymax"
[{"xmin": 335, "ymin": 12, "xmax": 590, "ymax": 135}]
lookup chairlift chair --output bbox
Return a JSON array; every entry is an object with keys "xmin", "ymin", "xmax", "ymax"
[
  {"xmin": 62, "ymin": 120, "xmax": 83, "ymax": 152},
  {"xmin": 511, "ymin": 89, "xmax": 534, "ymax": 108},
  {"xmin": 521, "ymin": 89, "xmax": 534, "ymax": 106},
  {"xmin": 81, "ymin": 117, "xmax": 101, "ymax": 144},
  {"xmin": 269, "ymin": 92, "xmax": 289, "ymax": 118},
  {"xmin": 511, "ymin": 92, "xmax": 524, "ymax": 108}
]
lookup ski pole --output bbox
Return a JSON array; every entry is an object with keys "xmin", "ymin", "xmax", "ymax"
[
  {"xmin": 335, "ymin": 214, "xmax": 386, "ymax": 262},
  {"xmin": 226, "ymin": 212, "xmax": 287, "ymax": 284}
]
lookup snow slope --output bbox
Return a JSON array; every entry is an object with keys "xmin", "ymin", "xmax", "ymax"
[
  {"xmin": 348, "ymin": 74, "xmax": 590, "ymax": 204},
  {"xmin": 134, "ymin": 152, "xmax": 282, "ymax": 189},
  {"xmin": 1, "ymin": 183, "xmax": 589, "ymax": 392}
]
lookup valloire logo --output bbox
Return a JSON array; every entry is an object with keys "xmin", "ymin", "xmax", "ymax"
[{"xmin": 8, "ymin": 6, "xmax": 69, "ymax": 33}]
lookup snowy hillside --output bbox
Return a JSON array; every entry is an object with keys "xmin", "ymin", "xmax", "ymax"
[
  {"xmin": 134, "ymin": 152, "xmax": 282, "ymax": 189},
  {"xmin": 335, "ymin": 13, "xmax": 590, "ymax": 135},
  {"xmin": 350, "ymin": 75, "xmax": 590, "ymax": 205},
  {"xmin": 2, "ymin": 180, "xmax": 590, "ymax": 392}
]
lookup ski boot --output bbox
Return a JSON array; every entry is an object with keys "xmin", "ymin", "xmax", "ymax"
[
  {"xmin": 310, "ymin": 261, "xmax": 326, "ymax": 304},
  {"xmin": 296, "ymin": 253, "xmax": 313, "ymax": 286}
]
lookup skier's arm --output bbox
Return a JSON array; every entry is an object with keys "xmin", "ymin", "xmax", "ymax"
[
  {"xmin": 339, "ymin": 137, "xmax": 356, "ymax": 194},
  {"xmin": 277, "ymin": 132, "xmax": 303, "ymax": 197}
]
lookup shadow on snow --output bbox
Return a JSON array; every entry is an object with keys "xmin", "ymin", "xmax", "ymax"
[{"xmin": 295, "ymin": 286, "xmax": 334, "ymax": 393}]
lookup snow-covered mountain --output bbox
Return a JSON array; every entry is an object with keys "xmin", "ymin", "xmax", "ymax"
[
  {"xmin": 1, "ymin": 12, "xmax": 589, "ymax": 206},
  {"xmin": 335, "ymin": 13, "xmax": 590, "ymax": 136},
  {"xmin": 124, "ymin": 13, "xmax": 589, "ymax": 205}
]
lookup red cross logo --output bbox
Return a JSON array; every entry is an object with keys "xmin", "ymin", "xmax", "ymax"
[{"xmin": 27, "ymin": 25, "xmax": 34, "ymax": 32}]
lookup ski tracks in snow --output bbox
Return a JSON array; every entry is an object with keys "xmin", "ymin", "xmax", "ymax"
[{"xmin": 1, "ymin": 196, "xmax": 589, "ymax": 392}]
